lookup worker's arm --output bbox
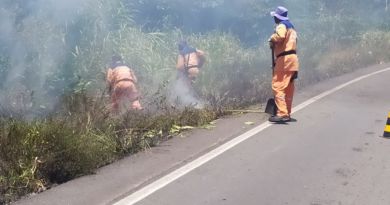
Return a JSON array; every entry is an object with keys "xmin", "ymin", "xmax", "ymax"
[
  {"xmin": 106, "ymin": 68, "xmax": 113, "ymax": 93},
  {"xmin": 176, "ymin": 55, "xmax": 185, "ymax": 70},
  {"xmin": 130, "ymin": 68, "xmax": 138, "ymax": 83},
  {"xmin": 270, "ymin": 24, "xmax": 287, "ymax": 44},
  {"xmin": 107, "ymin": 68, "xmax": 113, "ymax": 84},
  {"xmin": 196, "ymin": 49, "xmax": 206, "ymax": 68}
]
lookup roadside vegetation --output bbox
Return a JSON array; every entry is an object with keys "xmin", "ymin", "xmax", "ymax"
[{"xmin": 1, "ymin": 0, "xmax": 390, "ymax": 203}]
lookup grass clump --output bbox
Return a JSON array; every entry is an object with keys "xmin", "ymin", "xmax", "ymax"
[
  {"xmin": 0, "ymin": 89, "xmax": 218, "ymax": 204},
  {"xmin": 0, "ymin": 116, "xmax": 118, "ymax": 203}
]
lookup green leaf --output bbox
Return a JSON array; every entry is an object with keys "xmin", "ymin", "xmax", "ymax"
[
  {"xmin": 201, "ymin": 125, "xmax": 216, "ymax": 130},
  {"xmin": 180, "ymin": 126, "xmax": 194, "ymax": 130}
]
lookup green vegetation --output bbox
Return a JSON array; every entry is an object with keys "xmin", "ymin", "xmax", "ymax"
[{"xmin": 1, "ymin": 0, "xmax": 390, "ymax": 203}]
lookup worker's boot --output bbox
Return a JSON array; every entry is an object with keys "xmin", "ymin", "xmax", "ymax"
[{"xmin": 268, "ymin": 115, "xmax": 291, "ymax": 123}]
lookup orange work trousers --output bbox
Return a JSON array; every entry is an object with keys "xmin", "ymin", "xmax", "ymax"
[
  {"xmin": 111, "ymin": 81, "xmax": 142, "ymax": 112},
  {"xmin": 272, "ymin": 71, "xmax": 296, "ymax": 117}
]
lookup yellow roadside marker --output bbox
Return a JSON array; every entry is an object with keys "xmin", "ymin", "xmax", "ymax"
[{"xmin": 384, "ymin": 112, "xmax": 390, "ymax": 138}]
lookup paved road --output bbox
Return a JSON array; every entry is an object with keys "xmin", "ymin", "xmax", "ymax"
[
  {"xmin": 130, "ymin": 67, "xmax": 390, "ymax": 205},
  {"xmin": 15, "ymin": 65, "xmax": 390, "ymax": 205}
]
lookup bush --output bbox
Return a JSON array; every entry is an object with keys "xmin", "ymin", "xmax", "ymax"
[
  {"xmin": 0, "ymin": 89, "xmax": 218, "ymax": 204},
  {"xmin": 0, "ymin": 116, "xmax": 118, "ymax": 203}
]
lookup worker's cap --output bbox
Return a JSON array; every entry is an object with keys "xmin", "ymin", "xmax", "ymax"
[
  {"xmin": 178, "ymin": 40, "xmax": 188, "ymax": 51},
  {"xmin": 111, "ymin": 54, "xmax": 123, "ymax": 62},
  {"xmin": 270, "ymin": 6, "xmax": 289, "ymax": 21}
]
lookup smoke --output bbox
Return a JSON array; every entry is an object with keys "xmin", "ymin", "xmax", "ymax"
[
  {"xmin": 1, "ymin": 0, "xmax": 389, "ymax": 119},
  {"xmin": 0, "ymin": 0, "xmax": 96, "ymax": 118},
  {"xmin": 168, "ymin": 75, "xmax": 205, "ymax": 109}
]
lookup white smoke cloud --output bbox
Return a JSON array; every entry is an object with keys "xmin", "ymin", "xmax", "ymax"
[
  {"xmin": 168, "ymin": 75, "xmax": 205, "ymax": 109},
  {"xmin": 0, "ymin": 0, "xmax": 96, "ymax": 118}
]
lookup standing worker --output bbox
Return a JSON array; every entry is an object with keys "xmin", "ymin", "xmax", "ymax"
[
  {"xmin": 106, "ymin": 55, "xmax": 142, "ymax": 113},
  {"xmin": 176, "ymin": 40, "xmax": 205, "ymax": 84},
  {"xmin": 268, "ymin": 6, "xmax": 299, "ymax": 123}
]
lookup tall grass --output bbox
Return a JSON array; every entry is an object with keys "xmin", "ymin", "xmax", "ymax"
[{"xmin": 0, "ymin": 89, "xmax": 216, "ymax": 204}]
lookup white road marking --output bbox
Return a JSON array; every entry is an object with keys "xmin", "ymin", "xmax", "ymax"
[
  {"xmin": 292, "ymin": 67, "xmax": 390, "ymax": 113},
  {"xmin": 113, "ymin": 67, "xmax": 390, "ymax": 205}
]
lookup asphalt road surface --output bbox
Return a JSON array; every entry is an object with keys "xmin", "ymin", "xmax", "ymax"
[{"xmin": 16, "ymin": 64, "xmax": 390, "ymax": 205}]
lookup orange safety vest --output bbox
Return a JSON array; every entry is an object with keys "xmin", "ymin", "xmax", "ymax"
[
  {"xmin": 106, "ymin": 65, "xmax": 137, "ymax": 88},
  {"xmin": 270, "ymin": 21, "xmax": 299, "ymax": 72}
]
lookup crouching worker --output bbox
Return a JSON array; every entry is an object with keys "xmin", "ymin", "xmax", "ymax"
[
  {"xmin": 106, "ymin": 55, "xmax": 142, "ymax": 113},
  {"xmin": 268, "ymin": 6, "xmax": 299, "ymax": 123},
  {"xmin": 176, "ymin": 40, "xmax": 205, "ymax": 84}
]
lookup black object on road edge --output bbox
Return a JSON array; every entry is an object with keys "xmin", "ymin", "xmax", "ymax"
[{"xmin": 265, "ymin": 98, "xmax": 277, "ymax": 116}]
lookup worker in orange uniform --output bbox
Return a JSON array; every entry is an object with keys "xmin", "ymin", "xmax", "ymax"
[
  {"xmin": 268, "ymin": 6, "xmax": 299, "ymax": 123},
  {"xmin": 106, "ymin": 55, "xmax": 142, "ymax": 113},
  {"xmin": 176, "ymin": 40, "xmax": 205, "ymax": 84}
]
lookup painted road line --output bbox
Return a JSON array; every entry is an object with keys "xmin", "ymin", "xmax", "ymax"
[
  {"xmin": 292, "ymin": 67, "xmax": 390, "ymax": 114},
  {"xmin": 113, "ymin": 67, "xmax": 390, "ymax": 205}
]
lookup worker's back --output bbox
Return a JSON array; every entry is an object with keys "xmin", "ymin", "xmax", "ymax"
[{"xmin": 107, "ymin": 65, "xmax": 137, "ymax": 86}]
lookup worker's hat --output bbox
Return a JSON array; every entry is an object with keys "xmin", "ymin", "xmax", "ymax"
[{"xmin": 270, "ymin": 6, "xmax": 289, "ymax": 21}]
